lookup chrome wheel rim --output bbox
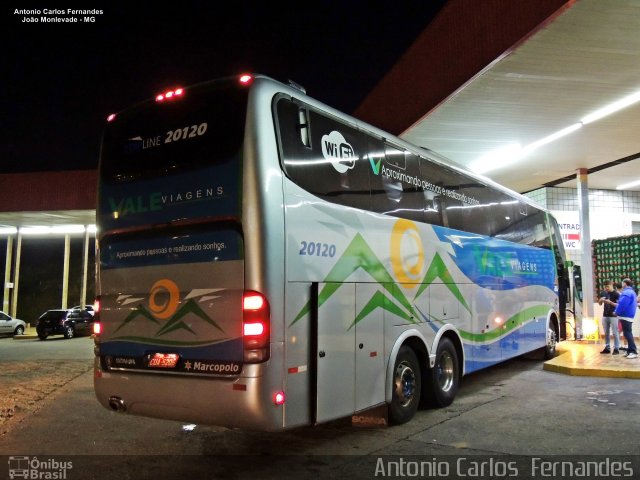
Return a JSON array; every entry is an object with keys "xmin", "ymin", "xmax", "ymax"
[
  {"xmin": 547, "ymin": 327, "xmax": 557, "ymax": 352},
  {"xmin": 394, "ymin": 361, "xmax": 416, "ymax": 407},
  {"xmin": 436, "ymin": 351, "xmax": 455, "ymax": 393}
]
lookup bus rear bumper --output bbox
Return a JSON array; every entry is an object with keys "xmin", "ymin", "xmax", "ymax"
[{"xmin": 93, "ymin": 358, "xmax": 285, "ymax": 431}]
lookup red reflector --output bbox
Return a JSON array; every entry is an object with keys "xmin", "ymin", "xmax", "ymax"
[
  {"xmin": 155, "ymin": 87, "xmax": 184, "ymax": 102},
  {"xmin": 274, "ymin": 391, "xmax": 286, "ymax": 405},
  {"xmin": 93, "ymin": 322, "xmax": 102, "ymax": 335},
  {"xmin": 244, "ymin": 322, "xmax": 264, "ymax": 336}
]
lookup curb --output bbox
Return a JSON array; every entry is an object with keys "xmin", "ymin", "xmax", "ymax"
[
  {"xmin": 13, "ymin": 334, "xmax": 39, "ymax": 340},
  {"xmin": 543, "ymin": 345, "xmax": 640, "ymax": 379}
]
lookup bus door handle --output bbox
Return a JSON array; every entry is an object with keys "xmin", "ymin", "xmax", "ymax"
[{"xmin": 319, "ymin": 350, "xmax": 326, "ymax": 358}]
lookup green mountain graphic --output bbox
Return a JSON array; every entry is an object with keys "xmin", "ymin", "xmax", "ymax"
[
  {"xmin": 114, "ymin": 304, "xmax": 160, "ymax": 334},
  {"xmin": 155, "ymin": 298, "xmax": 224, "ymax": 336},
  {"xmin": 415, "ymin": 253, "xmax": 471, "ymax": 313},
  {"xmin": 113, "ymin": 298, "xmax": 224, "ymax": 337},
  {"xmin": 292, "ymin": 232, "xmax": 469, "ymax": 329},
  {"xmin": 350, "ymin": 290, "xmax": 413, "ymax": 328}
]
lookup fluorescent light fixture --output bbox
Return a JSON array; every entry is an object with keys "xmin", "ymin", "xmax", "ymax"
[
  {"xmin": 469, "ymin": 142, "xmax": 523, "ymax": 174},
  {"xmin": 86, "ymin": 225, "xmax": 97, "ymax": 233},
  {"xmin": 523, "ymin": 123, "xmax": 583, "ymax": 153},
  {"xmin": 50, "ymin": 225, "xmax": 87, "ymax": 234},
  {"xmin": 581, "ymin": 90, "xmax": 640, "ymax": 125},
  {"xmin": 471, "ymin": 124, "xmax": 582, "ymax": 175},
  {"xmin": 20, "ymin": 226, "xmax": 52, "ymax": 235},
  {"xmin": 20, "ymin": 225, "xmax": 93, "ymax": 235},
  {"xmin": 0, "ymin": 227, "xmax": 18, "ymax": 235},
  {"xmin": 616, "ymin": 179, "xmax": 640, "ymax": 190},
  {"xmin": 470, "ymin": 89, "xmax": 640, "ymax": 177}
]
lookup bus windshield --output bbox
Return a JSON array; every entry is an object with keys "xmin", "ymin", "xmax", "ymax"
[
  {"xmin": 101, "ymin": 79, "xmax": 248, "ymax": 183},
  {"xmin": 98, "ymin": 79, "xmax": 248, "ymax": 230}
]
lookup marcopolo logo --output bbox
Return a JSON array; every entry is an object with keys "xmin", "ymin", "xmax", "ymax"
[{"xmin": 321, "ymin": 130, "xmax": 356, "ymax": 173}]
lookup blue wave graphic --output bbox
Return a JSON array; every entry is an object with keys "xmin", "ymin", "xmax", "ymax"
[{"xmin": 433, "ymin": 225, "xmax": 555, "ymax": 291}]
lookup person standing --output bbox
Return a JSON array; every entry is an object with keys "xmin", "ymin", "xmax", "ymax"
[
  {"xmin": 615, "ymin": 279, "xmax": 638, "ymax": 359},
  {"xmin": 598, "ymin": 280, "xmax": 620, "ymax": 354}
]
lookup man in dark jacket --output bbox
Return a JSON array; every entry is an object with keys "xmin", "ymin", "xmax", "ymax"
[{"xmin": 598, "ymin": 280, "xmax": 620, "ymax": 354}]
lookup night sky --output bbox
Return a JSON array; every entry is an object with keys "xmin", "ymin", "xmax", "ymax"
[{"xmin": 2, "ymin": 1, "xmax": 446, "ymax": 174}]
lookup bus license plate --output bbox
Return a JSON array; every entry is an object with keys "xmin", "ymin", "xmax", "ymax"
[{"xmin": 148, "ymin": 353, "xmax": 179, "ymax": 368}]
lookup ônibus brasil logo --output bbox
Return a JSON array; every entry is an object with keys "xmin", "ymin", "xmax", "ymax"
[{"xmin": 8, "ymin": 456, "xmax": 72, "ymax": 479}]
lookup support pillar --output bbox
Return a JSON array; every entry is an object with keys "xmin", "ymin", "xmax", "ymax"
[
  {"xmin": 11, "ymin": 232, "xmax": 22, "ymax": 318},
  {"xmin": 577, "ymin": 168, "xmax": 595, "ymax": 337},
  {"xmin": 80, "ymin": 227, "xmax": 90, "ymax": 308},
  {"xmin": 3, "ymin": 236, "xmax": 13, "ymax": 313},
  {"xmin": 62, "ymin": 234, "xmax": 70, "ymax": 309}
]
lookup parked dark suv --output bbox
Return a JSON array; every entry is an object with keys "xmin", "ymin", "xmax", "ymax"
[{"xmin": 36, "ymin": 308, "xmax": 94, "ymax": 340}]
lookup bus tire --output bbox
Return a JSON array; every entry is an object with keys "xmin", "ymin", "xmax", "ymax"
[
  {"xmin": 425, "ymin": 337, "xmax": 459, "ymax": 408},
  {"xmin": 389, "ymin": 345, "xmax": 421, "ymax": 425},
  {"xmin": 544, "ymin": 324, "xmax": 557, "ymax": 360}
]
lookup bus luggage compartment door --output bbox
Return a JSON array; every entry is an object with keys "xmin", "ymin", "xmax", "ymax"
[
  {"xmin": 315, "ymin": 283, "xmax": 385, "ymax": 423},
  {"xmin": 354, "ymin": 283, "xmax": 384, "ymax": 412},
  {"xmin": 316, "ymin": 283, "xmax": 355, "ymax": 423}
]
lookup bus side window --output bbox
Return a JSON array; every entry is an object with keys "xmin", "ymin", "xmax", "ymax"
[
  {"xmin": 370, "ymin": 144, "xmax": 425, "ymax": 222},
  {"xmin": 417, "ymin": 156, "xmax": 450, "ymax": 228},
  {"xmin": 277, "ymin": 98, "xmax": 370, "ymax": 211}
]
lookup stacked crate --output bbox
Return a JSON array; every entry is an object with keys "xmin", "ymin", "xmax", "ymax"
[{"xmin": 592, "ymin": 234, "xmax": 640, "ymax": 293}]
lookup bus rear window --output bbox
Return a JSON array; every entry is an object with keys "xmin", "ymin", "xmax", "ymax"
[{"xmin": 100, "ymin": 81, "xmax": 249, "ymax": 183}]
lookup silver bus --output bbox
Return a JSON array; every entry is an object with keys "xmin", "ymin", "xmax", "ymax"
[{"xmin": 93, "ymin": 74, "xmax": 569, "ymax": 430}]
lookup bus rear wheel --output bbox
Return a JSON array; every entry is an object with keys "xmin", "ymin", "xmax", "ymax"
[
  {"xmin": 425, "ymin": 337, "xmax": 459, "ymax": 408},
  {"xmin": 389, "ymin": 346, "xmax": 421, "ymax": 425}
]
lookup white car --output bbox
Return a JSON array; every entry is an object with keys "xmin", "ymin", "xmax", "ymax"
[{"xmin": 0, "ymin": 311, "xmax": 26, "ymax": 336}]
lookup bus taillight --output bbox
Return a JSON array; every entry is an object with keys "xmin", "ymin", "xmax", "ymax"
[
  {"xmin": 242, "ymin": 291, "xmax": 270, "ymax": 363},
  {"xmin": 93, "ymin": 296, "xmax": 101, "ymax": 336}
]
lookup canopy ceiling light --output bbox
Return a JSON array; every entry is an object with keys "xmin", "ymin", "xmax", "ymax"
[{"xmin": 471, "ymin": 88, "xmax": 640, "ymax": 183}]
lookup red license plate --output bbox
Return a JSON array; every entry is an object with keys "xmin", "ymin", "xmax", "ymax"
[{"xmin": 148, "ymin": 353, "xmax": 179, "ymax": 368}]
